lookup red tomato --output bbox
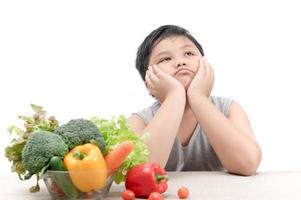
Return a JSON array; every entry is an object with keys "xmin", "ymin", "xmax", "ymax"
[
  {"xmin": 177, "ymin": 187, "xmax": 189, "ymax": 199},
  {"xmin": 121, "ymin": 189, "xmax": 135, "ymax": 200},
  {"xmin": 148, "ymin": 192, "xmax": 164, "ymax": 200},
  {"xmin": 51, "ymin": 182, "xmax": 64, "ymax": 198}
]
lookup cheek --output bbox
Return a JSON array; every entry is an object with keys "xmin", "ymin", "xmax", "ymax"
[
  {"xmin": 157, "ymin": 63, "xmax": 174, "ymax": 75},
  {"xmin": 191, "ymin": 57, "xmax": 201, "ymax": 71}
]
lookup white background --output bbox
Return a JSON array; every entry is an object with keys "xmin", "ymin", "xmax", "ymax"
[{"xmin": 1, "ymin": 0, "xmax": 301, "ymax": 176}]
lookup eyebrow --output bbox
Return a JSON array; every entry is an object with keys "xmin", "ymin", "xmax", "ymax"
[
  {"xmin": 154, "ymin": 51, "xmax": 169, "ymax": 59},
  {"xmin": 180, "ymin": 44, "xmax": 195, "ymax": 49},
  {"xmin": 154, "ymin": 44, "xmax": 196, "ymax": 59}
]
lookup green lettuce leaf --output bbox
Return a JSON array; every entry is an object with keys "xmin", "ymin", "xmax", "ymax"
[
  {"xmin": 90, "ymin": 115, "xmax": 149, "ymax": 184},
  {"xmin": 4, "ymin": 104, "xmax": 59, "ymax": 181}
]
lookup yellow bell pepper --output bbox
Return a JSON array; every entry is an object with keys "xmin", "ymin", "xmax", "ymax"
[{"xmin": 64, "ymin": 143, "xmax": 107, "ymax": 192}]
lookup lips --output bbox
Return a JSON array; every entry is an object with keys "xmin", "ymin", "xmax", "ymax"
[{"xmin": 175, "ymin": 68, "xmax": 194, "ymax": 75}]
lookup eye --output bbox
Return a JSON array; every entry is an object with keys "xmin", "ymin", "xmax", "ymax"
[
  {"xmin": 158, "ymin": 57, "xmax": 171, "ymax": 63},
  {"xmin": 185, "ymin": 51, "xmax": 195, "ymax": 56}
]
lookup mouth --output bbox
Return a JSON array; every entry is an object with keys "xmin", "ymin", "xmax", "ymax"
[{"xmin": 175, "ymin": 68, "xmax": 194, "ymax": 75}]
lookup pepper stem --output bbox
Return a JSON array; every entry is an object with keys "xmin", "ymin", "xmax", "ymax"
[
  {"xmin": 156, "ymin": 174, "xmax": 168, "ymax": 182},
  {"xmin": 73, "ymin": 150, "xmax": 86, "ymax": 160}
]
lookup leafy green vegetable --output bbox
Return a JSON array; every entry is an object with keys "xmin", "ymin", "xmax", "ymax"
[
  {"xmin": 4, "ymin": 104, "xmax": 59, "ymax": 192},
  {"xmin": 90, "ymin": 115, "xmax": 149, "ymax": 184},
  {"xmin": 5, "ymin": 139, "xmax": 27, "ymax": 177},
  {"xmin": 5, "ymin": 105, "xmax": 148, "ymax": 191}
]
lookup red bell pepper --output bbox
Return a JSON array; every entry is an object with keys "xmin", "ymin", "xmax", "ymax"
[{"xmin": 125, "ymin": 162, "xmax": 168, "ymax": 198}]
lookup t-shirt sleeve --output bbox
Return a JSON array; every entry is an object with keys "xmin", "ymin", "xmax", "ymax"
[
  {"xmin": 132, "ymin": 101, "xmax": 160, "ymax": 124},
  {"xmin": 209, "ymin": 96, "xmax": 233, "ymax": 117},
  {"xmin": 133, "ymin": 108, "xmax": 153, "ymax": 124}
]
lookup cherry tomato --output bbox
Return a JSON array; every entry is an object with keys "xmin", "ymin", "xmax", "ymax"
[
  {"xmin": 148, "ymin": 192, "xmax": 164, "ymax": 200},
  {"xmin": 121, "ymin": 189, "xmax": 135, "ymax": 200},
  {"xmin": 51, "ymin": 182, "xmax": 64, "ymax": 198},
  {"xmin": 177, "ymin": 187, "xmax": 189, "ymax": 199}
]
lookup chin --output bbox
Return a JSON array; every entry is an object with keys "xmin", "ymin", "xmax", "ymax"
[{"xmin": 179, "ymin": 80, "xmax": 192, "ymax": 91}]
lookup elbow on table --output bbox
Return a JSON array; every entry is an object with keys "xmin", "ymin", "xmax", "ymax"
[
  {"xmin": 228, "ymin": 148, "xmax": 262, "ymax": 176},
  {"xmin": 235, "ymin": 163, "xmax": 259, "ymax": 176}
]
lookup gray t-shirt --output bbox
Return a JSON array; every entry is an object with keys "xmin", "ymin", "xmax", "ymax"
[{"xmin": 134, "ymin": 96, "xmax": 233, "ymax": 171}]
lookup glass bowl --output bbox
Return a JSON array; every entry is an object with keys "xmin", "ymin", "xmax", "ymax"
[{"xmin": 43, "ymin": 169, "xmax": 116, "ymax": 200}]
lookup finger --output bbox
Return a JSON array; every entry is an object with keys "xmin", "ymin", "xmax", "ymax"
[
  {"xmin": 145, "ymin": 71, "xmax": 155, "ymax": 89},
  {"xmin": 148, "ymin": 66, "xmax": 160, "ymax": 83},
  {"xmin": 206, "ymin": 61, "xmax": 214, "ymax": 80},
  {"xmin": 153, "ymin": 65, "xmax": 166, "ymax": 79},
  {"xmin": 201, "ymin": 56, "xmax": 206, "ymax": 62},
  {"xmin": 145, "ymin": 71, "xmax": 151, "ymax": 84},
  {"xmin": 202, "ymin": 57, "xmax": 207, "ymax": 70},
  {"xmin": 148, "ymin": 65, "xmax": 154, "ymax": 74},
  {"xmin": 204, "ymin": 58, "xmax": 211, "ymax": 77},
  {"xmin": 198, "ymin": 58, "xmax": 206, "ymax": 75},
  {"xmin": 209, "ymin": 64, "xmax": 215, "ymax": 87},
  {"xmin": 144, "ymin": 80, "xmax": 151, "ymax": 94},
  {"xmin": 209, "ymin": 64, "xmax": 215, "ymax": 79},
  {"xmin": 207, "ymin": 63, "xmax": 214, "ymax": 92},
  {"xmin": 151, "ymin": 65, "xmax": 158, "ymax": 75}
]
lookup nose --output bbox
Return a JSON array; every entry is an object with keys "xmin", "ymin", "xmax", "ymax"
[{"xmin": 176, "ymin": 60, "xmax": 186, "ymax": 68}]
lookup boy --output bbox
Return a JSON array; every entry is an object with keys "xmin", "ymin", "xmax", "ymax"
[{"xmin": 128, "ymin": 25, "xmax": 261, "ymax": 176}]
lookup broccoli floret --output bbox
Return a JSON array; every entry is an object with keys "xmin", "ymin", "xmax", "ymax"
[
  {"xmin": 22, "ymin": 131, "xmax": 68, "ymax": 174},
  {"xmin": 54, "ymin": 119, "xmax": 105, "ymax": 151}
]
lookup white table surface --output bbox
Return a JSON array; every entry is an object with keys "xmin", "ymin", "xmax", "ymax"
[{"xmin": 1, "ymin": 171, "xmax": 301, "ymax": 200}]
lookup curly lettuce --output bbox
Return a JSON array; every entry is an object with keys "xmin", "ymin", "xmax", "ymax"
[
  {"xmin": 4, "ymin": 104, "xmax": 59, "ymax": 192},
  {"xmin": 90, "ymin": 115, "xmax": 149, "ymax": 184}
]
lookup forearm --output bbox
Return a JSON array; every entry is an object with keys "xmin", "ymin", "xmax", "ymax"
[
  {"xmin": 188, "ymin": 94, "xmax": 261, "ymax": 175},
  {"xmin": 143, "ymin": 93, "xmax": 186, "ymax": 167}
]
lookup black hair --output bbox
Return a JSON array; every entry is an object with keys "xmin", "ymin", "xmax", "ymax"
[{"xmin": 135, "ymin": 25, "xmax": 205, "ymax": 81}]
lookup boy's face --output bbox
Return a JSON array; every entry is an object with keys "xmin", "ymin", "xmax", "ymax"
[{"xmin": 148, "ymin": 36, "xmax": 203, "ymax": 90}]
